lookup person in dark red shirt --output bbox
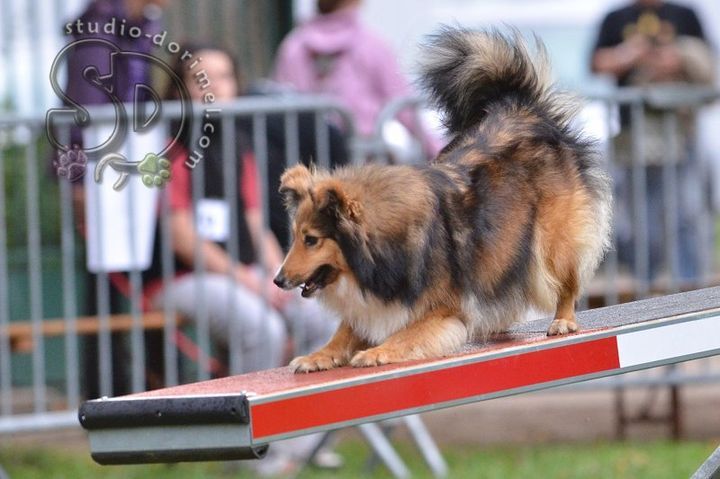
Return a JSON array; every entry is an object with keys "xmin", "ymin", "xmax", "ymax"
[
  {"xmin": 152, "ymin": 42, "xmax": 343, "ymax": 474},
  {"xmin": 154, "ymin": 43, "xmax": 339, "ymax": 375}
]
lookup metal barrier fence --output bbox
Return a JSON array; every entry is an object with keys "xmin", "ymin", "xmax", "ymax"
[
  {"xmin": 0, "ymin": 94, "xmax": 358, "ymax": 433},
  {"xmin": 576, "ymin": 87, "xmax": 720, "ymax": 399},
  {"xmin": 588, "ymin": 86, "xmax": 720, "ymax": 300},
  {"xmin": 0, "ymin": 86, "xmax": 719, "ymax": 437}
]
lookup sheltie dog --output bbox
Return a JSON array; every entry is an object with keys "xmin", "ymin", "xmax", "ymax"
[{"xmin": 273, "ymin": 27, "xmax": 612, "ymax": 373}]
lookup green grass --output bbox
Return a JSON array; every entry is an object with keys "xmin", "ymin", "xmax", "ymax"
[{"xmin": 0, "ymin": 439, "xmax": 716, "ymax": 479}]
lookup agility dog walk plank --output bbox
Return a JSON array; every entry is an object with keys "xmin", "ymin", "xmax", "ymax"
[{"xmin": 80, "ymin": 287, "xmax": 720, "ymax": 464}]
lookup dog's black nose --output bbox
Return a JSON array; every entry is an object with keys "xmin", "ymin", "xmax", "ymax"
[{"xmin": 273, "ymin": 274, "xmax": 289, "ymax": 289}]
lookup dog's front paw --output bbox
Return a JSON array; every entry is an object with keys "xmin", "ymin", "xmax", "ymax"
[
  {"xmin": 350, "ymin": 347, "xmax": 406, "ymax": 368},
  {"xmin": 289, "ymin": 350, "xmax": 347, "ymax": 373},
  {"xmin": 547, "ymin": 318, "xmax": 579, "ymax": 336}
]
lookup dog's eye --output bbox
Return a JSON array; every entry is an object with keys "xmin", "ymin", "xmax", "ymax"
[{"xmin": 304, "ymin": 235, "xmax": 319, "ymax": 247}]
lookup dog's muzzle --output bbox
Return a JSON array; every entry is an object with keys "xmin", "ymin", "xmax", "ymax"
[
  {"xmin": 273, "ymin": 265, "xmax": 337, "ymax": 298},
  {"xmin": 273, "ymin": 272, "xmax": 292, "ymax": 290}
]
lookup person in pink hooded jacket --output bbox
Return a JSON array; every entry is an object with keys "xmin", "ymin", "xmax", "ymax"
[{"xmin": 273, "ymin": 0, "xmax": 441, "ymax": 159}]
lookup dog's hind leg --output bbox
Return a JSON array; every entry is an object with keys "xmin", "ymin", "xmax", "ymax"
[
  {"xmin": 350, "ymin": 311, "xmax": 468, "ymax": 367},
  {"xmin": 547, "ymin": 273, "xmax": 579, "ymax": 336}
]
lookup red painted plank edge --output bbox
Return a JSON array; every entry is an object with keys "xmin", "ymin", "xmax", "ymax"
[{"xmin": 251, "ymin": 337, "xmax": 620, "ymax": 440}]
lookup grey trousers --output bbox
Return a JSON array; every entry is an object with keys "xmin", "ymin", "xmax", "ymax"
[{"xmin": 154, "ymin": 272, "xmax": 338, "ymax": 374}]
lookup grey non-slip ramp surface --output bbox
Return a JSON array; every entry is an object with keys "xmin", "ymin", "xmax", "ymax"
[{"xmin": 516, "ymin": 286, "xmax": 720, "ymax": 334}]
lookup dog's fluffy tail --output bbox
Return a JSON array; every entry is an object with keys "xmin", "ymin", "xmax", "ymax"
[{"xmin": 420, "ymin": 27, "xmax": 567, "ymax": 134}]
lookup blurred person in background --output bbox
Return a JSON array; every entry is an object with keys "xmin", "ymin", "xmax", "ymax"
[
  {"xmin": 64, "ymin": 0, "xmax": 167, "ymax": 113},
  {"xmin": 273, "ymin": 0, "xmax": 442, "ymax": 161},
  {"xmin": 151, "ymin": 43, "xmax": 340, "ymax": 476},
  {"xmin": 242, "ymin": 77, "xmax": 349, "ymax": 250},
  {"xmin": 591, "ymin": 0, "xmax": 715, "ymax": 283},
  {"xmin": 61, "ymin": 0, "xmax": 169, "ymax": 399},
  {"xmin": 157, "ymin": 41, "xmax": 338, "ymax": 383}
]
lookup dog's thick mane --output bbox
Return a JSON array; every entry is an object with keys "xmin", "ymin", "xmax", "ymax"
[{"xmin": 311, "ymin": 165, "xmax": 453, "ymax": 305}]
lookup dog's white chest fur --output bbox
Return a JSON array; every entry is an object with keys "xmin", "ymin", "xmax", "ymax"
[{"xmin": 319, "ymin": 276, "xmax": 411, "ymax": 345}]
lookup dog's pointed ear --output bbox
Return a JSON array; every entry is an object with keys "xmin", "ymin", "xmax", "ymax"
[
  {"xmin": 279, "ymin": 165, "xmax": 313, "ymax": 213},
  {"xmin": 314, "ymin": 180, "xmax": 362, "ymax": 224}
]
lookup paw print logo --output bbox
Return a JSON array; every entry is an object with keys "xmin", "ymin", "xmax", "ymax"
[
  {"xmin": 137, "ymin": 153, "xmax": 171, "ymax": 188},
  {"xmin": 54, "ymin": 146, "xmax": 88, "ymax": 182}
]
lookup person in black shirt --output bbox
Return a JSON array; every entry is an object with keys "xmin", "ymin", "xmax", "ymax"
[
  {"xmin": 591, "ymin": 0, "xmax": 715, "ymax": 283},
  {"xmin": 592, "ymin": 0, "xmax": 710, "ymax": 86}
]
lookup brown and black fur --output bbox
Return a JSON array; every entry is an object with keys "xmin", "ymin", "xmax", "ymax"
[{"xmin": 274, "ymin": 27, "xmax": 612, "ymax": 372}]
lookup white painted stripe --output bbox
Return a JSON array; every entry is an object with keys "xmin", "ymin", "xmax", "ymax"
[{"xmin": 617, "ymin": 315, "xmax": 720, "ymax": 368}]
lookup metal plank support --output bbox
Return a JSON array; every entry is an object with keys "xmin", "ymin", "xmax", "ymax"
[
  {"xmin": 692, "ymin": 444, "xmax": 720, "ymax": 479},
  {"xmin": 293, "ymin": 415, "xmax": 444, "ymax": 478},
  {"xmin": 404, "ymin": 415, "xmax": 448, "ymax": 477},
  {"xmin": 357, "ymin": 423, "xmax": 410, "ymax": 479}
]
